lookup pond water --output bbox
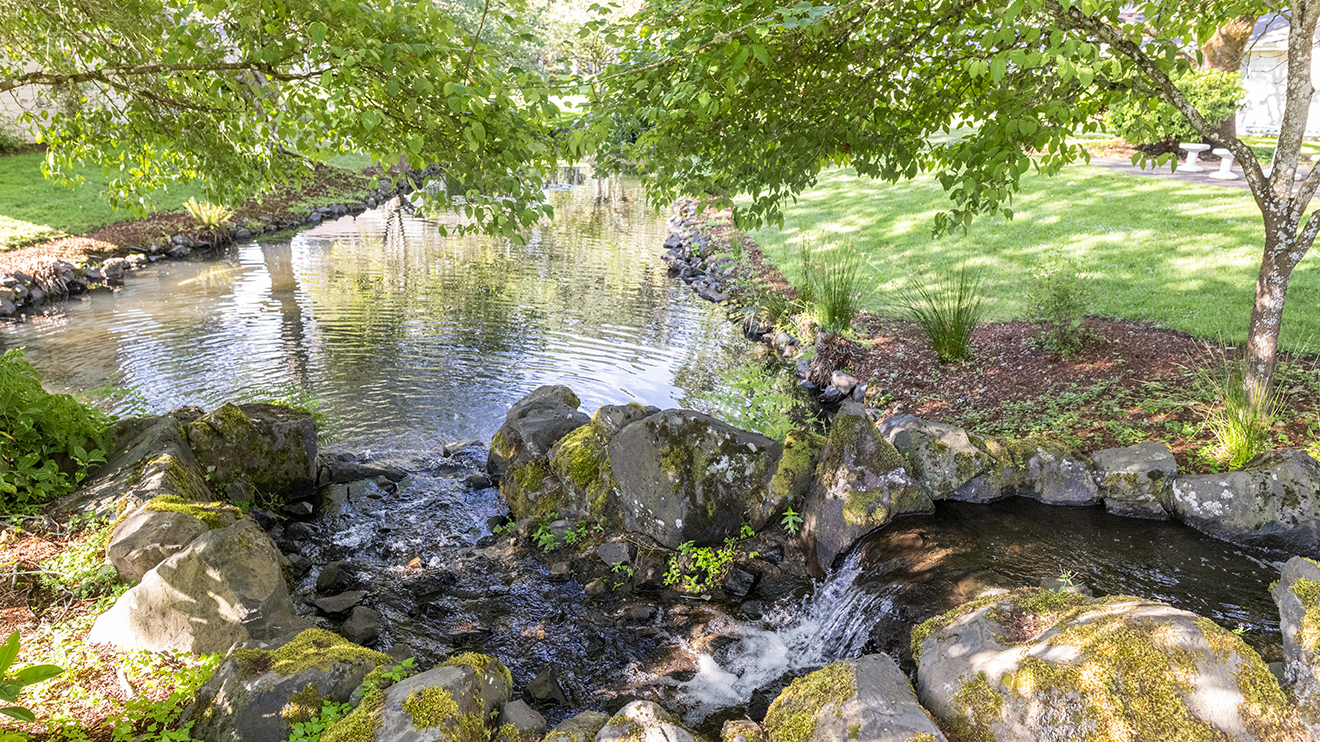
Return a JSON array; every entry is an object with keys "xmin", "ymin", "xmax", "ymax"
[{"xmin": 1, "ymin": 179, "xmax": 744, "ymax": 451}]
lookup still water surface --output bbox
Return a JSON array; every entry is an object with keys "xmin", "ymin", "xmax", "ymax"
[{"xmin": 1, "ymin": 181, "xmax": 742, "ymax": 450}]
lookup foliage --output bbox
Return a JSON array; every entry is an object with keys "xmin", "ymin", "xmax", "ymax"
[
  {"xmin": 780, "ymin": 506, "xmax": 803, "ymax": 535},
  {"xmin": 794, "ymin": 237, "xmax": 819, "ymax": 308},
  {"xmin": 1194, "ymin": 352, "xmax": 1284, "ymax": 470},
  {"xmin": 0, "ymin": 632, "xmax": 63, "ymax": 728},
  {"xmin": 2, "ymin": 0, "xmax": 561, "ymax": 239},
  {"xmin": 688, "ymin": 359, "xmax": 812, "ymax": 442},
  {"xmin": 0, "ymin": 349, "xmax": 112, "ymax": 512},
  {"xmin": 233, "ymin": 384, "xmax": 339, "ymax": 445},
  {"xmin": 183, "ymin": 197, "xmax": 234, "ymax": 236},
  {"xmin": 1105, "ymin": 68, "xmax": 1247, "ymax": 146},
  {"xmin": 37, "ymin": 517, "xmax": 119, "ymax": 600},
  {"xmin": 664, "ymin": 525, "xmax": 754, "ymax": 594},
  {"xmin": 895, "ymin": 268, "xmax": 985, "ymax": 362},
  {"xmin": 531, "ymin": 514, "xmax": 589, "ymax": 553},
  {"xmin": 283, "ymin": 659, "xmax": 414, "ymax": 742},
  {"xmin": 0, "ymin": 119, "xmax": 23, "ymax": 155},
  {"xmin": 810, "ymin": 241, "xmax": 865, "ymax": 332},
  {"xmin": 1027, "ymin": 254, "xmax": 1092, "ymax": 357}
]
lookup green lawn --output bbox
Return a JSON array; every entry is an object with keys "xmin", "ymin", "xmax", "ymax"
[{"xmin": 746, "ymin": 166, "xmax": 1320, "ymax": 352}]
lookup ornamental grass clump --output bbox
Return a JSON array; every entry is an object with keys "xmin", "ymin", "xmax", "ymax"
[
  {"xmin": 895, "ymin": 268, "xmax": 985, "ymax": 362},
  {"xmin": 1195, "ymin": 351, "xmax": 1283, "ymax": 470},
  {"xmin": 184, "ymin": 197, "xmax": 234, "ymax": 237},
  {"xmin": 812, "ymin": 243, "xmax": 865, "ymax": 332}
]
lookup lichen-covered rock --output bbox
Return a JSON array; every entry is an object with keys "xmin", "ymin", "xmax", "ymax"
[
  {"xmin": 183, "ymin": 629, "xmax": 391, "ymax": 742},
  {"xmin": 1091, "ymin": 441, "xmax": 1177, "ymax": 519},
  {"xmin": 721, "ymin": 719, "xmax": 763, "ymax": 742},
  {"xmin": 1024, "ymin": 443, "xmax": 1099, "ymax": 505},
  {"xmin": 1271, "ymin": 555, "xmax": 1320, "ymax": 732},
  {"xmin": 497, "ymin": 700, "xmax": 547, "ymax": 739},
  {"xmin": 88, "ymin": 519, "xmax": 309, "ymax": 653},
  {"xmin": 487, "ymin": 385, "xmax": 589, "ymax": 479},
  {"xmin": 1166, "ymin": 450, "xmax": 1320, "ymax": 551},
  {"xmin": 544, "ymin": 414, "xmax": 620, "ymax": 521},
  {"xmin": 914, "ymin": 588, "xmax": 1301, "ymax": 742},
  {"xmin": 762, "ymin": 655, "xmax": 946, "ymax": 742},
  {"xmin": 325, "ymin": 653, "xmax": 511, "ymax": 742},
  {"xmin": 951, "ymin": 436, "xmax": 1097, "ymax": 506},
  {"xmin": 185, "ymin": 403, "xmax": 318, "ymax": 502},
  {"xmin": 107, "ymin": 497, "xmax": 240, "ymax": 582},
  {"xmin": 762, "ymin": 429, "xmax": 823, "ymax": 524},
  {"xmin": 595, "ymin": 700, "xmax": 704, "ymax": 742},
  {"xmin": 608, "ymin": 409, "xmax": 782, "ymax": 549},
  {"xmin": 801, "ymin": 402, "xmax": 931, "ymax": 575},
  {"xmin": 878, "ymin": 414, "xmax": 991, "ymax": 499},
  {"xmin": 544, "ymin": 710, "xmax": 610, "ymax": 742}
]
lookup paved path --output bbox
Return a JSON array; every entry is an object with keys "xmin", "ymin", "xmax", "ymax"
[{"xmin": 1087, "ymin": 155, "xmax": 1312, "ymax": 190}]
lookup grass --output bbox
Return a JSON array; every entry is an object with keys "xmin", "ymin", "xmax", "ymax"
[
  {"xmin": 894, "ymin": 268, "xmax": 986, "ymax": 362},
  {"xmin": 746, "ymin": 165, "xmax": 1320, "ymax": 352}
]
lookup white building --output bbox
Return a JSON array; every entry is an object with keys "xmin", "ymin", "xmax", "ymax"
[{"xmin": 1239, "ymin": 14, "xmax": 1320, "ymax": 136}]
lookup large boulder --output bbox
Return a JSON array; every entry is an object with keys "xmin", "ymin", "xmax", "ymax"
[
  {"xmin": 185, "ymin": 403, "xmax": 318, "ymax": 502},
  {"xmin": 608, "ymin": 409, "xmax": 782, "ymax": 548},
  {"xmin": 878, "ymin": 414, "xmax": 992, "ymax": 498},
  {"xmin": 914, "ymin": 588, "xmax": 1302, "ymax": 742},
  {"xmin": 762, "ymin": 655, "xmax": 946, "ymax": 742},
  {"xmin": 1166, "ymin": 449, "xmax": 1320, "ymax": 551},
  {"xmin": 540, "ymin": 406, "xmax": 643, "ymax": 522},
  {"xmin": 322, "ymin": 653, "xmax": 511, "ymax": 742},
  {"xmin": 801, "ymin": 402, "xmax": 931, "ymax": 575},
  {"xmin": 183, "ymin": 629, "xmax": 392, "ymax": 742},
  {"xmin": 107, "ymin": 497, "xmax": 241, "ymax": 582},
  {"xmin": 88, "ymin": 519, "xmax": 308, "ymax": 653},
  {"xmin": 488, "ymin": 385, "xmax": 590, "ymax": 479},
  {"xmin": 1091, "ymin": 441, "xmax": 1177, "ymax": 519},
  {"xmin": 595, "ymin": 700, "xmax": 704, "ymax": 742},
  {"xmin": 1271, "ymin": 556, "xmax": 1320, "ymax": 733},
  {"xmin": 543, "ymin": 711, "xmax": 610, "ymax": 742},
  {"xmin": 951, "ymin": 436, "xmax": 1098, "ymax": 506},
  {"xmin": 763, "ymin": 429, "xmax": 824, "ymax": 523}
]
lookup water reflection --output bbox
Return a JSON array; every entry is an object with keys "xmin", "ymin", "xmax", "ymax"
[{"xmin": 1, "ymin": 180, "xmax": 746, "ymax": 450}]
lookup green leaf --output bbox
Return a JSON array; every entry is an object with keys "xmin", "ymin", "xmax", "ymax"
[
  {"xmin": 0, "ymin": 633, "xmax": 18, "ymax": 677},
  {"xmin": 12, "ymin": 665, "xmax": 63, "ymax": 687},
  {"xmin": 0, "ymin": 707, "xmax": 35, "ymax": 724},
  {"xmin": 309, "ymin": 22, "xmax": 327, "ymax": 44}
]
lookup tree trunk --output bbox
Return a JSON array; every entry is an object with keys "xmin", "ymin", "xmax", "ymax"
[
  {"xmin": 1202, "ymin": 15, "xmax": 1258, "ymax": 71},
  {"xmin": 1244, "ymin": 220, "xmax": 1300, "ymax": 402}
]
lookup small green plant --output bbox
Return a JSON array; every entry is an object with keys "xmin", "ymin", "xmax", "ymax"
[
  {"xmin": 1055, "ymin": 569, "xmax": 1078, "ymax": 592},
  {"xmin": 184, "ymin": 197, "xmax": 235, "ymax": 236},
  {"xmin": 1194, "ymin": 352, "xmax": 1284, "ymax": 470},
  {"xmin": 1027, "ymin": 255, "xmax": 1092, "ymax": 357},
  {"xmin": 894, "ymin": 267, "xmax": 985, "ymax": 362},
  {"xmin": 38, "ymin": 517, "xmax": 119, "ymax": 599},
  {"xmin": 663, "ymin": 530, "xmax": 755, "ymax": 594},
  {"xmin": 533, "ymin": 520, "xmax": 559, "ymax": 552},
  {"xmin": 780, "ymin": 507, "xmax": 803, "ymax": 535},
  {"xmin": 282, "ymin": 659, "xmax": 413, "ymax": 742},
  {"xmin": 610, "ymin": 562, "xmax": 635, "ymax": 579},
  {"xmin": 794, "ymin": 236, "xmax": 819, "ymax": 307},
  {"xmin": 689, "ymin": 359, "xmax": 813, "ymax": 442},
  {"xmin": 0, "ymin": 631, "xmax": 63, "ymax": 727},
  {"xmin": 812, "ymin": 242, "xmax": 865, "ymax": 332}
]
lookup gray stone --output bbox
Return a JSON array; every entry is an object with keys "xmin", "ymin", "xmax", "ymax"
[
  {"xmin": 527, "ymin": 666, "xmax": 570, "ymax": 705},
  {"xmin": 764, "ymin": 654, "xmax": 946, "ymax": 742},
  {"xmin": 549, "ymin": 562, "xmax": 571, "ymax": 581},
  {"xmin": 1092, "ymin": 441, "xmax": 1176, "ymax": 518},
  {"xmin": 316, "ymin": 561, "xmax": 350, "ymax": 593},
  {"xmin": 544, "ymin": 711, "xmax": 610, "ymax": 742},
  {"xmin": 373, "ymin": 658, "xmax": 511, "ymax": 742},
  {"xmin": 443, "ymin": 439, "xmax": 482, "ymax": 456},
  {"xmin": 585, "ymin": 579, "xmax": 607, "ymax": 596},
  {"xmin": 878, "ymin": 414, "xmax": 993, "ymax": 498},
  {"xmin": 314, "ymin": 591, "xmax": 367, "ymax": 615},
  {"xmin": 0, "ymin": 298, "xmax": 13, "ymax": 316},
  {"xmin": 185, "ymin": 403, "xmax": 318, "ymax": 503},
  {"xmin": 183, "ymin": 628, "xmax": 388, "ymax": 742},
  {"xmin": 88, "ymin": 519, "xmax": 308, "ymax": 653},
  {"xmin": 1271, "ymin": 556, "xmax": 1320, "ymax": 735},
  {"xmin": 1025, "ymin": 445, "xmax": 1099, "ymax": 505},
  {"xmin": 722, "ymin": 720, "xmax": 764, "ymax": 742},
  {"xmin": 595, "ymin": 701, "xmax": 699, "ymax": 742},
  {"xmin": 597, "ymin": 542, "xmax": 634, "ymax": 567},
  {"xmin": 340, "ymin": 606, "xmax": 382, "ymax": 645},
  {"xmin": 722, "ymin": 566, "xmax": 758, "ymax": 598},
  {"xmin": 487, "ymin": 385, "xmax": 587, "ymax": 478},
  {"xmin": 591, "ymin": 403, "xmax": 653, "ymax": 439},
  {"xmin": 1166, "ymin": 450, "xmax": 1320, "ymax": 551},
  {"xmin": 802, "ymin": 403, "xmax": 932, "ymax": 575},
  {"xmin": 282, "ymin": 500, "xmax": 315, "ymax": 518},
  {"xmin": 608, "ymin": 409, "xmax": 782, "ymax": 548},
  {"xmin": 464, "ymin": 473, "xmax": 492, "ymax": 489},
  {"xmin": 287, "ymin": 554, "xmax": 312, "ymax": 577},
  {"xmin": 830, "ymin": 371, "xmax": 859, "ymax": 395},
  {"xmin": 497, "ymin": 700, "xmax": 547, "ymax": 738},
  {"xmin": 320, "ymin": 453, "xmax": 407, "ymax": 484},
  {"xmin": 106, "ymin": 504, "xmax": 212, "ymax": 582}
]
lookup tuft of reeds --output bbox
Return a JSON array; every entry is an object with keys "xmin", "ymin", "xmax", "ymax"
[
  {"xmin": 895, "ymin": 268, "xmax": 985, "ymax": 362},
  {"xmin": 1195, "ymin": 350, "xmax": 1284, "ymax": 470}
]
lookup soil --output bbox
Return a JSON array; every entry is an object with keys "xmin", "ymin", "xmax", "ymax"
[{"xmin": 699, "ymin": 207, "xmax": 1320, "ymax": 475}]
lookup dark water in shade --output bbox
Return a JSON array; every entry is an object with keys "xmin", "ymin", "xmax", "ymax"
[{"xmin": 0, "ymin": 179, "xmax": 746, "ymax": 451}]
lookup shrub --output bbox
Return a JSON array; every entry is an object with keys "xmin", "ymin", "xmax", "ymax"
[
  {"xmin": 184, "ymin": 197, "xmax": 234, "ymax": 236},
  {"xmin": 895, "ymin": 268, "xmax": 985, "ymax": 362},
  {"xmin": 0, "ymin": 348, "xmax": 112, "ymax": 512},
  {"xmin": 1195, "ymin": 352, "xmax": 1283, "ymax": 470},
  {"xmin": 1105, "ymin": 68, "xmax": 1246, "ymax": 146},
  {"xmin": 1028, "ymin": 255, "xmax": 1092, "ymax": 357}
]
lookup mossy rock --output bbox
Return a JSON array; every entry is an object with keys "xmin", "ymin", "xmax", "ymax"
[
  {"xmin": 486, "ymin": 385, "xmax": 589, "ymax": 479},
  {"xmin": 763, "ymin": 655, "xmax": 945, "ymax": 742},
  {"xmin": 544, "ymin": 710, "xmax": 611, "ymax": 742},
  {"xmin": 341, "ymin": 657, "xmax": 512, "ymax": 742},
  {"xmin": 107, "ymin": 494, "xmax": 241, "ymax": 582},
  {"xmin": 761, "ymin": 429, "xmax": 824, "ymax": 527},
  {"xmin": 184, "ymin": 403, "xmax": 318, "ymax": 503},
  {"xmin": 595, "ymin": 700, "xmax": 706, "ymax": 742},
  {"xmin": 1169, "ymin": 450, "xmax": 1320, "ymax": 553},
  {"xmin": 878, "ymin": 414, "xmax": 991, "ymax": 499},
  {"xmin": 915, "ymin": 588, "xmax": 1302, "ymax": 742},
  {"xmin": 1270, "ymin": 556, "xmax": 1320, "ymax": 733}
]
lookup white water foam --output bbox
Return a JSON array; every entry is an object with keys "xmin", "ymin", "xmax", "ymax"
[{"xmin": 676, "ymin": 549, "xmax": 893, "ymax": 722}]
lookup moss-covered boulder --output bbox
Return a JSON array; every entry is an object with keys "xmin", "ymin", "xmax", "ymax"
[
  {"xmin": 185, "ymin": 403, "xmax": 318, "ymax": 503},
  {"xmin": 543, "ymin": 710, "xmax": 610, "ymax": 742},
  {"xmin": 87, "ymin": 519, "xmax": 309, "ymax": 653},
  {"xmin": 595, "ymin": 700, "xmax": 706, "ymax": 742},
  {"xmin": 801, "ymin": 402, "xmax": 931, "ymax": 575},
  {"xmin": 608, "ymin": 409, "xmax": 783, "ymax": 549},
  {"xmin": 1167, "ymin": 449, "xmax": 1320, "ymax": 552},
  {"xmin": 107, "ymin": 496, "xmax": 241, "ymax": 581},
  {"xmin": 878, "ymin": 414, "xmax": 992, "ymax": 499},
  {"xmin": 1091, "ymin": 441, "xmax": 1177, "ymax": 519},
  {"xmin": 762, "ymin": 655, "xmax": 945, "ymax": 742},
  {"xmin": 952, "ymin": 436, "xmax": 1098, "ymax": 507},
  {"xmin": 183, "ymin": 629, "xmax": 392, "ymax": 742},
  {"xmin": 543, "ymin": 412, "xmax": 621, "ymax": 522},
  {"xmin": 762, "ymin": 429, "xmax": 824, "ymax": 525},
  {"xmin": 914, "ymin": 588, "xmax": 1302, "ymax": 742},
  {"xmin": 1271, "ymin": 556, "xmax": 1320, "ymax": 733},
  {"xmin": 325, "ymin": 653, "xmax": 512, "ymax": 742},
  {"xmin": 487, "ymin": 385, "xmax": 590, "ymax": 479}
]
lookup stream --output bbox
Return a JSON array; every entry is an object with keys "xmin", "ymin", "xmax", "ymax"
[{"xmin": 0, "ymin": 177, "xmax": 1293, "ymax": 735}]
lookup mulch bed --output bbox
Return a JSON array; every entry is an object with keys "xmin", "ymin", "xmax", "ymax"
[{"xmin": 699, "ymin": 206, "xmax": 1320, "ymax": 474}]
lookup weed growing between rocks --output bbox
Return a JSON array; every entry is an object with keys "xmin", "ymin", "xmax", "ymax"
[{"xmin": 1193, "ymin": 350, "xmax": 1285, "ymax": 470}]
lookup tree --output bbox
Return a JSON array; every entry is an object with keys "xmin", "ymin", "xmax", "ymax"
[
  {"xmin": 0, "ymin": 0, "xmax": 560, "ymax": 237},
  {"xmin": 586, "ymin": 0, "xmax": 1305, "ymax": 401}
]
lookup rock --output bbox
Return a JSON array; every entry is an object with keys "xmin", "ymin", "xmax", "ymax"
[
  {"xmin": 1091, "ymin": 441, "xmax": 1176, "ymax": 519},
  {"xmin": 763, "ymin": 429, "xmax": 824, "ymax": 523},
  {"xmin": 316, "ymin": 561, "xmax": 350, "ymax": 593},
  {"xmin": 1166, "ymin": 449, "xmax": 1320, "ymax": 551},
  {"xmin": 595, "ymin": 700, "xmax": 701, "ymax": 742},
  {"xmin": 349, "ymin": 654, "xmax": 511, "ymax": 742},
  {"xmin": 801, "ymin": 402, "xmax": 932, "ymax": 575},
  {"xmin": 183, "ymin": 628, "xmax": 392, "ymax": 742},
  {"xmin": 285, "ymin": 522, "xmax": 314, "ymax": 541},
  {"xmin": 88, "ymin": 519, "xmax": 308, "ymax": 653},
  {"xmin": 167, "ymin": 245, "xmax": 193, "ymax": 258},
  {"xmin": 185, "ymin": 403, "xmax": 318, "ymax": 503},
  {"xmin": 315, "ymin": 591, "xmax": 367, "ymax": 615},
  {"xmin": 722, "ymin": 566, "xmax": 759, "ymax": 598},
  {"xmin": 107, "ymin": 501, "xmax": 236, "ymax": 582},
  {"xmin": 591, "ymin": 403, "xmax": 653, "ymax": 439},
  {"xmin": 597, "ymin": 542, "xmax": 634, "ymax": 567},
  {"xmin": 830, "ymin": 371, "xmax": 859, "ymax": 395},
  {"xmin": 1271, "ymin": 556, "xmax": 1320, "ymax": 734},
  {"xmin": 548, "ymin": 562, "xmax": 572, "ymax": 581},
  {"xmin": 763, "ymin": 655, "xmax": 946, "ymax": 742},
  {"xmin": 544, "ymin": 711, "xmax": 610, "ymax": 742},
  {"xmin": 527, "ymin": 666, "xmax": 570, "ymax": 705},
  {"xmin": 609, "ymin": 409, "xmax": 782, "ymax": 548},
  {"xmin": 585, "ymin": 579, "xmax": 607, "ymax": 596},
  {"xmin": 340, "ymin": 606, "xmax": 382, "ymax": 645},
  {"xmin": 1024, "ymin": 443, "xmax": 1099, "ymax": 505},
  {"xmin": 465, "ymin": 473, "xmax": 492, "ymax": 489},
  {"xmin": 319, "ymin": 453, "xmax": 407, "ymax": 484},
  {"xmin": 101, "ymin": 257, "xmax": 128, "ymax": 281},
  {"xmin": 819, "ymin": 385, "xmax": 847, "ymax": 404},
  {"xmin": 282, "ymin": 500, "xmax": 315, "ymax": 518},
  {"xmin": 950, "ymin": 436, "xmax": 1095, "ymax": 506},
  {"xmin": 878, "ymin": 414, "xmax": 992, "ymax": 498},
  {"xmin": 443, "ymin": 439, "xmax": 483, "ymax": 457},
  {"xmin": 722, "ymin": 719, "xmax": 763, "ymax": 742},
  {"xmin": 487, "ymin": 385, "xmax": 588, "ymax": 478},
  {"xmin": 288, "ymin": 554, "xmax": 312, "ymax": 577},
  {"xmin": 914, "ymin": 588, "xmax": 1302, "ymax": 742},
  {"xmin": 0, "ymin": 298, "xmax": 13, "ymax": 316},
  {"xmin": 497, "ymin": 700, "xmax": 547, "ymax": 738}
]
